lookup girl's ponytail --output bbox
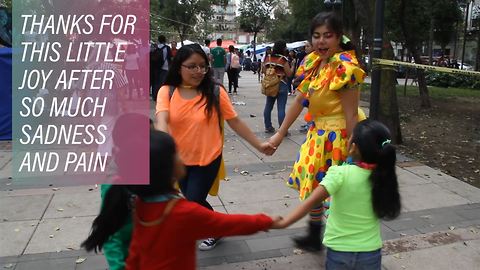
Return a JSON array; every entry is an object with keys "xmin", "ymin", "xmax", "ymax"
[
  {"xmin": 81, "ymin": 185, "xmax": 131, "ymax": 252},
  {"xmin": 370, "ymin": 142, "xmax": 401, "ymax": 220},
  {"xmin": 352, "ymin": 120, "xmax": 401, "ymax": 220}
]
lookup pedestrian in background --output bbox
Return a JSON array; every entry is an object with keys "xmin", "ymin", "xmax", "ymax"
[
  {"xmin": 210, "ymin": 38, "xmax": 226, "ymax": 85},
  {"xmin": 123, "ymin": 44, "xmax": 141, "ymax": 99},
  {"xmin": 151, "ymin": 35, "xmax": 172, "ymax": 102},
  {"xmin": 262, "ymin": 40, "xmax": 293, "ymax": 134},
  {"xmin": 226, "ymin": 45, "xmax": 240, "ymax": 94},
  {"xmin": 170, "ymin": 41, "xmax": 178, "ymax": 58},
  {"xmin": 202, "ymin": 39, "xmax": 211, "ymax": 62}
]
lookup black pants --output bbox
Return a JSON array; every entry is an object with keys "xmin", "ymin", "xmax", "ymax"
[
  {"xmin": 152, "ymin": 69, "xmax": 168, "ymax": 102},
  {"xmin": 179, "ymin": 154, "xmax": 222, "ymax": 210},
  {"xmin": 227, "ymin": 67, "xmax": 239, "ymax": 92}
]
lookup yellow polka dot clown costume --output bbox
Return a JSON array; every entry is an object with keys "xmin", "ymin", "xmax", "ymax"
[{"xmin": 287, "ymin": 50, "xmax": 366, "ymax": 203}]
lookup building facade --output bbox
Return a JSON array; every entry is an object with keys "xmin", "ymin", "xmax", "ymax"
[{"xmin": 210, "ymin": 0, "xmax": 237, "ymax": 40}]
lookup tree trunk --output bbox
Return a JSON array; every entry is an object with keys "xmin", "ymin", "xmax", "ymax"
[
  {"xmin": 253, "ymin": 31, "xmax": 257, "ymax": 61},
  {"xmin": 476, "ymin": 30, "xmax": 480, "ymax": 71},
  {"xmin": 352, "ymin": 0, "xmax": 374, "ymax": 70},
  {"xmin": 412, "ymin": 51, "xmax": 431, "ymax": 108},
  {"xmin": 428, "ymin": 17, "xmax": 434, "ymax": 65},
  {"xmin": 399, "ymin": 0, "xmax": 431, "ymax": 108},
  {"xmin": 378, "ymin": 41, "xmax": 402, "ymax": 144}
]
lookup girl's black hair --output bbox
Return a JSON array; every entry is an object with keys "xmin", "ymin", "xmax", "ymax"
[
  {"xmin": 352, "ymin": 119, "xmax": 401, "ymax": 220},
  {"xmin": 81, "ymin": 130, "xmax": 177, "ymax": 252},
  {"xmin": 272, "ymin": 40, "xmax": 287, "ymax": 56},
  {"xmin": 163, "ymin": 44, "xmax": 220, "ymax": 120},
  {"xmin": 310, "ymin": 12, "xmax": 356, "ymax": 52}
]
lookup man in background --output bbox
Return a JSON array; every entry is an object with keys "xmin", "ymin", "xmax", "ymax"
[
  {"xmin": 151, "ymin": 35, "xmax": 171, "ymax": 102},
  {"xmin": 210, "ymin": 38, "xmax": 226, "ymax": 85},
  {"xmin": 202, "ymin": 39, "xmax": 211, "ymax": 61}
]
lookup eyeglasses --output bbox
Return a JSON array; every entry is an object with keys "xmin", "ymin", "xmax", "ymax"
[{"xmin": 181, "ymin": 64, "xmax": 209, "ymax": 74}]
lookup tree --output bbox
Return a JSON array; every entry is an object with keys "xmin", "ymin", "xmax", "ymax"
[
  {"xmin": 432, "ymin": 0, "xmax": 462, "ymax": 57},
  {"xmin": 265, "ymin": 2, "xmax": 293, "ymax": 41},
  {"xmin": 354, "ymin": 0, "xmax": 402, "ymax": 143},
  {"xmin": 387, "ymin": 0, "xmax": 432, "ymax": 108},
  {"xmin": 238, "ymin": 0, "xmax": 277, "ymax": 60},
  {"xmin": 287, "ymin": 0, "xmax": 326, "ymax": 40},
  {"xmin": 1, "ymin": 0, "xmax": 11, "ymax": 9},
  {"xmin": 378, "ymin": 42, "xmax": 403, "ymax": 144},
  {"xmin": 157, "ymin": 0, "xmax": 215, "ymax": 44},
  {"xmin": 265, "ymin": 0, "xmax": 328, "ymax": 42}
]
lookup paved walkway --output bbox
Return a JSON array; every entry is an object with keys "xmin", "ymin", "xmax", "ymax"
[{"xmin": 1, "ymin": 72, "xmax": 479, "ymax": 269}]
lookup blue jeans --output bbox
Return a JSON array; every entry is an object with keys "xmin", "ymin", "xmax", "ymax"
[
  {"xmin": 263, "ymin": 81, "xmax": 288, "ymax": 129},
  {"xmin": 178, "ymin": 154, "xmax": 222, "ymax": 211},
  {"xmin": 326, "ymin": 248, "xmax": 381, "ymax": 270}
]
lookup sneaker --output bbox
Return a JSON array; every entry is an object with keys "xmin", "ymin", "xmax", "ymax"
[
  {"xmin": 299, "ymin": 125, "xmax": 308, "ymax": 134},
  {"xmin": 199, "ymin": 238, "xmax": 218, "ymax": 251},
  {"xmin": 264, "ymin": 127, "xmax": 275, "ymax": 134}
]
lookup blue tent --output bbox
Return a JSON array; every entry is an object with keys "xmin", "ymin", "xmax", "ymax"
[{"xmin": 0, "ymin": 47, "xmax": 12, "ymax": 140}]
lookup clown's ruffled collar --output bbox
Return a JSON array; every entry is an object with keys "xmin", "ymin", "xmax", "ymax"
[
  {"xmin": 302, "ymin": 50, "xmax": 359, "ymax": 73},
  {"xmin": 296, "ymin": 50, "xmax": 363, "ymax": 95}
]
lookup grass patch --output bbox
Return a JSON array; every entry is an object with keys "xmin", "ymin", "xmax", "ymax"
[{"xmin": 361, "ymin": 83, "xmax": 480, "ymax": 99}]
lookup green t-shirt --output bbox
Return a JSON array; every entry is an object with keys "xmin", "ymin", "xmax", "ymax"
[
  {"xmin": 321, "ymin": 165, "xmax": 382, "ymax": 252},
  {"xmin": 211, "ymin": 46, "xmax": 226, "ymax": 68},
  {"xmin": 100, "ymin": 184, "xmax": 133, "ymax": 270}
]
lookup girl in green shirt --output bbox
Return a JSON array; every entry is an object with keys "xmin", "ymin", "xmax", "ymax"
[{"xmin": 272, "ymin": 119, "xmax": 401, "ymax": 270}]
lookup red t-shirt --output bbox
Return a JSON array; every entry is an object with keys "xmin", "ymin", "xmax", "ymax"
[{"xmin": 125, "ymin": 198, "xmax": 273, "ymax": 270}]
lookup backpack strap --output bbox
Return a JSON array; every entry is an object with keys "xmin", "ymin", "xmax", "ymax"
[
  {"xmin": 168, "ymin": 85, "xmax": 175, "ymax": 100},
  {"xmin": 213, "ymin": 84, "xmax": 223, "ymax": 134}
]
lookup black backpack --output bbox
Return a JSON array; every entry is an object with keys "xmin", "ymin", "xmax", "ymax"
[{"xmin": 151, "ymin": 45, "xmax": 171, "ymax": 67}]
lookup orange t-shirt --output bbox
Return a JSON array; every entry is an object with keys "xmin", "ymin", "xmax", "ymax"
[{"xmin": 156, "ymin": 86, "xmax": 237, "ymax": 166}]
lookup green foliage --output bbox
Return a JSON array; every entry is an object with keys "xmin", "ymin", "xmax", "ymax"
[
  {"xmin": 386, "ymin": 0, "xmax": 461, "ymax": 50},
  {"xmin": 266, "ymin": 4, "xmax": 293, "ymax": 41},
  {"xmin": 387, "ymin": 0, "xmax": 431, "ymax": 48},
  {"xmin": 238, "ymin": 0, "xmax": 276, "ymax": 35},
  {"xmin": 1, "ymin": 0, "xmax": 12, "ymax": 10},
  {"xmin": 425, "ymin": 71, "xmax": 480, "ymax": 90},
  {"xmin": 286, "ymin": 0, "xmax": 326, "ymax": 40},
  {"xmin": 265, "ymin": 0, "xmax": 326, "ymax": 42},
  {"xmin": 432, "ymin": 0, "xmax": 462, "ymax": 51},
  {"xmin": 157, "ymin": 0, "xmax": 215, "ymax": 42}
]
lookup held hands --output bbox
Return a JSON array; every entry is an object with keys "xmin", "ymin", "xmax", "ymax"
[
  {"xmin": 259, "ymin": 141, "xmax": 277, "ymax": 156},
  {"xmin": 268, "ymin": 131, "xmax": 284, "ymax": 150},
  {"xmin": 270, "ymin": 216, "xmax": 288, "ymax": 229}
]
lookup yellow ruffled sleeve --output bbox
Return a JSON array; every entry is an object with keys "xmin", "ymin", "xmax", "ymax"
[
  {"xmin": 329, "ymin": 52, "xmax": 366, "ymax": 91},
  {"xmin": 296, "ymin": 52, "xmax": 321, "ymax": 95}
]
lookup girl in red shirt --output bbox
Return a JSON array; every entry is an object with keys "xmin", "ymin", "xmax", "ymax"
[{"xmin": 83, "ymin": 130, "xmax": 277, "ymax": 270}]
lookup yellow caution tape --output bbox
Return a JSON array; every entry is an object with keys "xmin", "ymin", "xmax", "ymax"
[{"xmin": 372, "ymin": 58, "xmax": 480, "ymax": 77}]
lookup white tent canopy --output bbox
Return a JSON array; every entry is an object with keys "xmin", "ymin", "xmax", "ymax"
[{"xmin": 244, "ymin": 40, "xmax": 308, "ymax": 60}]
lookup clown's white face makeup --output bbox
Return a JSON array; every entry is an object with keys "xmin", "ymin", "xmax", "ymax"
[{"xmin": 312, "ymin": 25, "xmax": 341, "ymax": 59}]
